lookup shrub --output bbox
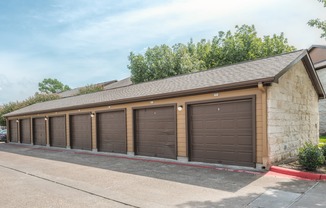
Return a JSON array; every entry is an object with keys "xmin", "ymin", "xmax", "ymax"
[
  {"xmin": 0, "ymin": 93, "xmax": 60, "ymax": 126},
  {"xmin": 298, "ymin": 142, "xmax": 325, "ymax": 171},
  {"xmin": 321, "ymin": 144, "xmax": 326, "ymax": 159},
  {"xmin": 78, "ymin": 84, "xmax": 103, "ymax": 95}
]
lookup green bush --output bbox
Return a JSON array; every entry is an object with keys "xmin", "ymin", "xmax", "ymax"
[
  {"xmin": 321, "ymin": 144, "xmax": 326, "ymax": 159},
  {"xmin": 77, "ymin": 84, "xmax": 103, "ymax": 95},
  {"xmin": 298, "ymin": 142, "xmax": 325, "ymax": 171}
]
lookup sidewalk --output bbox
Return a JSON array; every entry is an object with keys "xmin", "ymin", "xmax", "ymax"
[{"xmin": 249, "ymin": 165, "xmax": 326, "ymax": 208}]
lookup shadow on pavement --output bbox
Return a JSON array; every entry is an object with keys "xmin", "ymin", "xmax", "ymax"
[{"xmin": 0, "ymin": 143, "xmax": 264, "ymax": 193}]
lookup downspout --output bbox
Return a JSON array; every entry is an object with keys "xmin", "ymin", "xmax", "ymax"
[
  {"xmin": 5, "ymin": 118, "xmax": 9, "ymax": 143},
  {"xmin": 258, "ymin": 82, "xmax": 265, "ymax": 92},
  {"xmin": 258, "ymin": 82, "xmax": 270, "ymax": 169}
]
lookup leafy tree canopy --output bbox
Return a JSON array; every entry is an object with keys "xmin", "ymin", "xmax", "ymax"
[
  {"xmin": 308, "ymin": 0, "xmax": 326, "ymax": 39},
  {"xmin": 0, "ymin": 93, "xmax": 59, "ymax": 125},
  {"xmin": 38, "ymin": 78, "xmax": 71, "ymax": 94},
  {"xmin": 77, "ymin": 84, "xmax": 103, "ymax": 95},
  {"xmin": 128, "ymin": 24, "xmax": 296, "ymax": 84}
]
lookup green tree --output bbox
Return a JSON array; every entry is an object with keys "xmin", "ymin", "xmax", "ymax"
[
  {"xmin": 128, "ymin": 24, "xmax": 296, "ymax": 83},
  {"xmin": 0, "ymin": 93, "xmax": 59, "ymax": 125},
  {"xmin": 77, "ymin": 84, "xmax": 103, "ymax": 95},
  {"xmin": 308, "ymin": 0, "xmax": 326, "ymax": 39},
  {"xmin": 38, "ymin": 78, "xmax": 71, "ymax": 94}
]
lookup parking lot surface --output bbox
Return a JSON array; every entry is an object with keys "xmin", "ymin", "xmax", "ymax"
[{"xmin": 0, "ymin": 143, "xmax": 325, "ymax": 208}]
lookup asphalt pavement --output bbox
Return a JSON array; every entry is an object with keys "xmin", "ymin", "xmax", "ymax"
[{"xmin": 0, "ymin": 142, "xmax": 325, "ymax": 208}]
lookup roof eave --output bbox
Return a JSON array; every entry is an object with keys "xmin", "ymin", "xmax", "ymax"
[
  {"xmin": 308, "ymin": 45, "xmax": 326, "ymax": 52},
  {"xmin": 273, "ymin": 50, "xmax": 325, "ymax": 99},
  {"xmin": 302, "ymin": 52, "xmax": 326, "ymax": 99},
  {"xmin": 274, "ymin": 50, "xmax": 307, "ymax": 82}
]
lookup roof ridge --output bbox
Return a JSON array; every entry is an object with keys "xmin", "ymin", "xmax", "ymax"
[{"xmin": 128, "ymin": 49, "xmax": 304, "ymax": 87}]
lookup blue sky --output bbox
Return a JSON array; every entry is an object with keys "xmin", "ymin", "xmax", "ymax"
[{"xmin": 0, "ymin": 0, "xmax": 326, "ymax": 104}]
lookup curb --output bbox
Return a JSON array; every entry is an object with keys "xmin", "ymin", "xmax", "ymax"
[{"xmin": 270, "ymin": 166, "xmax": 326, "ymax": 180}]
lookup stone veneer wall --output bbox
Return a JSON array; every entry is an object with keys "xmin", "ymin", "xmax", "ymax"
[
  {"xmin": 316, "ymin": 68, "xmax": 326, "ymax": 135},
  {"xmin": 267, "ymin": 61, "xmax": 319, "ymax": 163}
]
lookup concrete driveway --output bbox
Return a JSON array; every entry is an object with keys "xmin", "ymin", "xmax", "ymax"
[{"xmin": 0, "ymin": 143, "xmax": 325, "ymax": 208}]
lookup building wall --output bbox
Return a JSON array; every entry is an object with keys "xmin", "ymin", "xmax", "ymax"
[
  {"xmin": 267, "ymin": 61, "xmax": 319, "ymax": 163},
  {"xmin": 316, "ymin": 68, "xmax": 326, "ymax": 135},
  {"xmin": 6, "ymin": 88, "xmax": 266, "ymax": 165}
]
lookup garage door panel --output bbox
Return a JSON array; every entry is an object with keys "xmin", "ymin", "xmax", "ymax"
[
  {"xmin": 139, "ymin": 121, "xmax": 174, "ymax": 128},
  {"xmin": 49, "ymin": 116, "xmax": 66, "ymax": 148},
  {"xmin": 219, "ymin": 119, "xmax": 235, "ymax": 128},
  {"xmin": 70, "ymin": 114, "xmax": 92, "ymax": 150},
  {"xmin": 100, "ymin": 132, "xmax": 123, "ymax": 140},
  {"xmin": 238, "ymin": 136, "xmax": 253, "ymax": 145},
  {"xmin": 189, "ymin": 99, "xmax": 254, "ymax": 167},
  {"xmin": 103, "ymin": 144, "xmax": 123, "ymax": 153},
  {"xmin": 9, "ymin": 120, "xmax": 18, "ymax": 143},
  {"xmin": 114, "ymin": 143, "xmax": 126, "ymax": 151},
  {"xmin": 97, "ymin": 111, "xmax": 126, "ymax": 153},
  {"xmin": 33, "ymin": 118, "xmax": 46, "ymax": 146},
  {"xmin": 218, "ymin": 104, "xmax": 236, "ymax": 113},
  {"xmin": 236, "ymin": 129, "xmax": 253, "ymax": 135},
  {"xmin": 20, "ymin": 119, "xmax": 31, "ymax": 144},
  {"xmin": 237, "ymin": 118, "xmax": 252, "ymax": 127},
  {"xmin": 237, "ymin": 111, "xmax": 252, "ymax": 117},
  {"xmin": 137, "ymin": 129, "xmax": 174, "ymax": 135},
  {"xmin": 157, "ymin": 139, "xmax": 175, "ymax": 146},
  {"xmin": 205, "ymin": 120, "xmax": 220, "ymax": 129},
  {"xmin": 137, "ymin": 145, "xmax": 155, "ymax": 155},
  {"xmin": 135, "ymin": 106, "xmax": 176, "ymax": 159},
  {"xmin": 238, "ymin": 153, "xmax": 253, "ymax": 161}
]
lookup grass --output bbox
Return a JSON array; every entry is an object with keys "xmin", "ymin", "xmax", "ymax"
[{"xmin": 320, "ymin": 135, "xmax": 326, "ymax": 144}]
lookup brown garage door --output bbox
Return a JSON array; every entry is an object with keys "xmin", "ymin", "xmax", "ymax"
[
  {"xmin": 97, "ymin": 110, "xmax": 126, "ymax": 153},
  {"xmin": 188, "ymin": 98, "xmax": 255, "ymax": 167},
  {"xmin": 49, "ymin": 116, "xmax": 66, "ymax": 148},
  {"xmin": 20, "ymin": 119, "xmax": 31, "ymax": 144},
  {"xmin": 9, "ymin": 120, "xmax": 18, "ymax": 143},
  {"xmin": 134, "ymin": 106, "xmax": 176, "ymax": 159},
  {"xmin": 70, "ymin": 114, "xmax": 92, "ymax": 150},
  {"xmin": 33, "ymin": 118, "xmax": 46, "ymax": 146}
]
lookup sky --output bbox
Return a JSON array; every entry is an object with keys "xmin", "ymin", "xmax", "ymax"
[{"xmin": 0, "ymin": 0, "xmax": 326, "ymax": 104}]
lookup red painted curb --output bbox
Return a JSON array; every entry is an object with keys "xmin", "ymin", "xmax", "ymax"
[
  {"xmin": 321, "ymin": 174, "xmax": 326, "ymax": 180},
  {"xmin": 270, "ymin": 166, "xmax": 326, "ymax": 180}
]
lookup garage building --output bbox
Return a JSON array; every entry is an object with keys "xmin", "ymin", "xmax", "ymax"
[{"xmin": 5, "ymin": 48, "xmax": 326, "ymax": 169}]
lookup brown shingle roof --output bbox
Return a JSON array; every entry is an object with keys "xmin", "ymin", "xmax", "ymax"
[
  {"xmin": 6, "ymin": 50, "xmax": 320, "ymax": 117},
  {"xmin": 58, "ymin": 80, "xmax": 117, "ymax": 98},
  {"xmin": 103, "ymin": 77, "xmax": 132, "ymax": 90}
]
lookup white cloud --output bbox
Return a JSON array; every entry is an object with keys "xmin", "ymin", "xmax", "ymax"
[
  {"xmin": 44, "ymin": 0, "xmax": 326, "ymax": 55},
  {"xmin": 39, "ymin": 0, "xmax": 272, "ymax": 53}
]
